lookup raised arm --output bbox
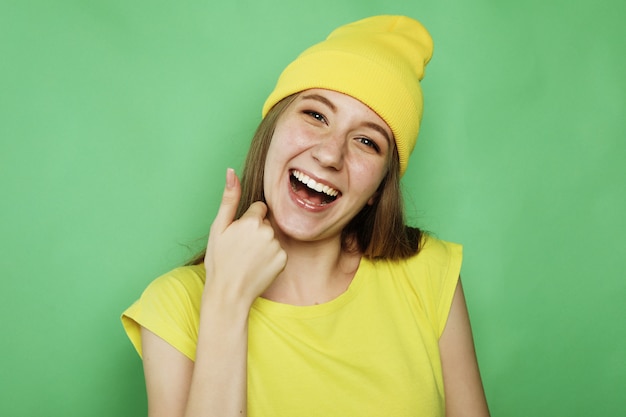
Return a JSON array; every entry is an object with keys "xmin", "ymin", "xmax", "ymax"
[
  {"xmin": 439, "ymin": 280, "xmax": 490, "ymax": 417},
  {"xmin": 141, "ymin": 169, "xmax": 286, "ymax": 417}
]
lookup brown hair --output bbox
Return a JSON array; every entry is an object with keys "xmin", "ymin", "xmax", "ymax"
[
  {"xmin": 342, "ymin": 143, "xmax": 423, "ymax": 259},
  {"xmin": 188, "ymin": 93, "xmax": 422, "ymax": 265}
]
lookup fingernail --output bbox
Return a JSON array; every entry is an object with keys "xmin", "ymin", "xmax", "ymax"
[{"xmin": 226, "ymin": 168, "xmax": 235, "ymax": 189}]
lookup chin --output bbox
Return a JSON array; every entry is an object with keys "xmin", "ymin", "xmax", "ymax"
[{"xmin": 273, "ymin": 216, "xmax": 338, "ymax": 244}]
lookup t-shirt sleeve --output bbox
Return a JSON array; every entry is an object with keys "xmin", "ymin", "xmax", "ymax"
[
  {"xmin": 412, "ymin": 235, "xmax": 463, "ymax": 337},
  {"xmin": 120, "ymin": 265, "xmax": 205, "ymax": 361}
]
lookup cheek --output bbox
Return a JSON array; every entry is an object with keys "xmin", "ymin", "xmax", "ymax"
[
  {"xmin": 352, "ymin": 159, "xmax": 388, "ymax": 193},
  {"xmin": 276, "ymin": 115, "xmax": 319, "ymax": 144},
  {"xmin": 267, "ymin": 124, "xmax": 313, "ymax": 165},
  {"xmin": 263, "ymin": 141, "xmax": 283, "ymax": 197},
  {"xmin": 262, "ymin": 128, "xmax": 303, "ymax": 190}
]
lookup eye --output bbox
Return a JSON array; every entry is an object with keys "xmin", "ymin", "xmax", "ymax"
[
  {"xmin": 357, "ymin": 137, "xmax": 381, "ymax": 153},
  {"xmin": 303, "ymin": 110, "xmax": 327, "ymax": 124}
]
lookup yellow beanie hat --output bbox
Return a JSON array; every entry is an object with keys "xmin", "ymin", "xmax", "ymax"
[{"xmin": 262, "ymin": 15, "xmax": 434, "ymax": 176}]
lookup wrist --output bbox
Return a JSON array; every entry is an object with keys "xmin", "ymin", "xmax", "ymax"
[{"xmin": 201, "ymin": 281, "xmax": 255, "ymax": 321}]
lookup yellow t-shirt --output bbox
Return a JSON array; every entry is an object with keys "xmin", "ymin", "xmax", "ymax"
[{"xmin": 122, "ymin": 235, "xmax": 462, "ymax": 416}]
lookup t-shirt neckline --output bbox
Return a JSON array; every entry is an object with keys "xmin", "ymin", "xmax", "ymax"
[{"xmin": 251, "ymin": 256, "xmax": 371, "ymax": 319}]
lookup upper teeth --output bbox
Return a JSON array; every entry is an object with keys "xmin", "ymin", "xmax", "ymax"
[{"xmin": 292, "ymin": 170, "xmax": 339, "ymax": 197}]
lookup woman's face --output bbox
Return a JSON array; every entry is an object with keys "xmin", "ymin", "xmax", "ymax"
[{"xmin": 263, "ymin": 88, "xmax": 393, "ymax": 245}]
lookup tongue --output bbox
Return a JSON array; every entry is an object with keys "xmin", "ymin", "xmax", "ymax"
[{"xmin": 294, "ymin": 182, "xmax": 327, "ymax": 205}]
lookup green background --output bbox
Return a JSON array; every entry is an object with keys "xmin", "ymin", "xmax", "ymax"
[{"xmin": 1, "ymin": 0, "xmax": 624, "ymax": 415}]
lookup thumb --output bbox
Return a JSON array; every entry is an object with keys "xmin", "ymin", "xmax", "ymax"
[{"xmin": 211, "ymin": 168, "xmax": 242, "ymax": 234}]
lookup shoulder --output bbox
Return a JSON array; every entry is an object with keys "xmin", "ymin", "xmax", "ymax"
[
  {"xmin": 121, "ymin": 264, "xmax": 206, "ymax": 360},
  {"xmin": 372, "ymin": 234, "xmax": 462, "ymax": 272},
  {"xmin": 124, "ymin": 264, "xmax": 206, "ymax": 319},
  {"xmin": 413, "ymin": 234, "xmax": 463, "ymax": 268},
  {"xmin": 409, "ymin": 234, "xmax": 463, "ymax": 335},
  {"xmin": 136, "ymin": 264, "xmax": 207, "ymax": 320},
  {"xmin": 143, "ymin": 264, "xmax": 206, "ymax": 301},
  {"xmin": 404, "ymin": 234, "xmax": 463, "ymax": 290},
  {"xmin": 365, "ymin": 234, "xmax": 462, "ymax": 335}
]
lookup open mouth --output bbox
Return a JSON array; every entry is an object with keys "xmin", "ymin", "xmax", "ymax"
[{"xmin": 290, "ymin": 169, "xmax": 340, "ymax": 206}]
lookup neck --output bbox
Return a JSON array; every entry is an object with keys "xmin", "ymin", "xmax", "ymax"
[{"xmin": 261, "ymin": 233, "xmax": 361, "ymax": 306}]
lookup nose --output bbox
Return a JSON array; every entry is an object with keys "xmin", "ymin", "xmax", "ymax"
[{"xmin": 311, "ymin": 133, "xmax": 345, "ymax": 170}]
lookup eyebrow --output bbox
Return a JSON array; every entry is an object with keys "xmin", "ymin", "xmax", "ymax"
[
  {"xmin": 300, "ymin": 93, "xmax": 392, "ymax": 145},
  {"xmin": 301, "ymin": 93, "xmax": 337, "ymax": 112},
  {"xmin": 364, "ymin": 121, "xmax": 392, "ymax": 145}
]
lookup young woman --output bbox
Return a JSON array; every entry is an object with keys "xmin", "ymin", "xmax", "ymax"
[{"xmin": 122, "ymin": 15, "xmax": 490, "ymax": 417}]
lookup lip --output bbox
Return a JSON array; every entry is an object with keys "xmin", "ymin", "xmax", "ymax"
[{"xmin": 287, "ymin": 168, "xmax": 341, "ymax": 212}]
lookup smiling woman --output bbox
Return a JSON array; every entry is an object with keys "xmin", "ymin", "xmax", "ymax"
[
  {"xmin": 121, "ymin": 15, "xmax": 490, "ymax": 417},
  {"xmin": 263, "ymin": 89, "xmax": 392, "ymax": 245}
]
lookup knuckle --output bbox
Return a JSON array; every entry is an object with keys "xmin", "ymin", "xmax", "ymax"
[{"xmin": 240, "ymin": 215, "xmax": 262, "ymax": 229}]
